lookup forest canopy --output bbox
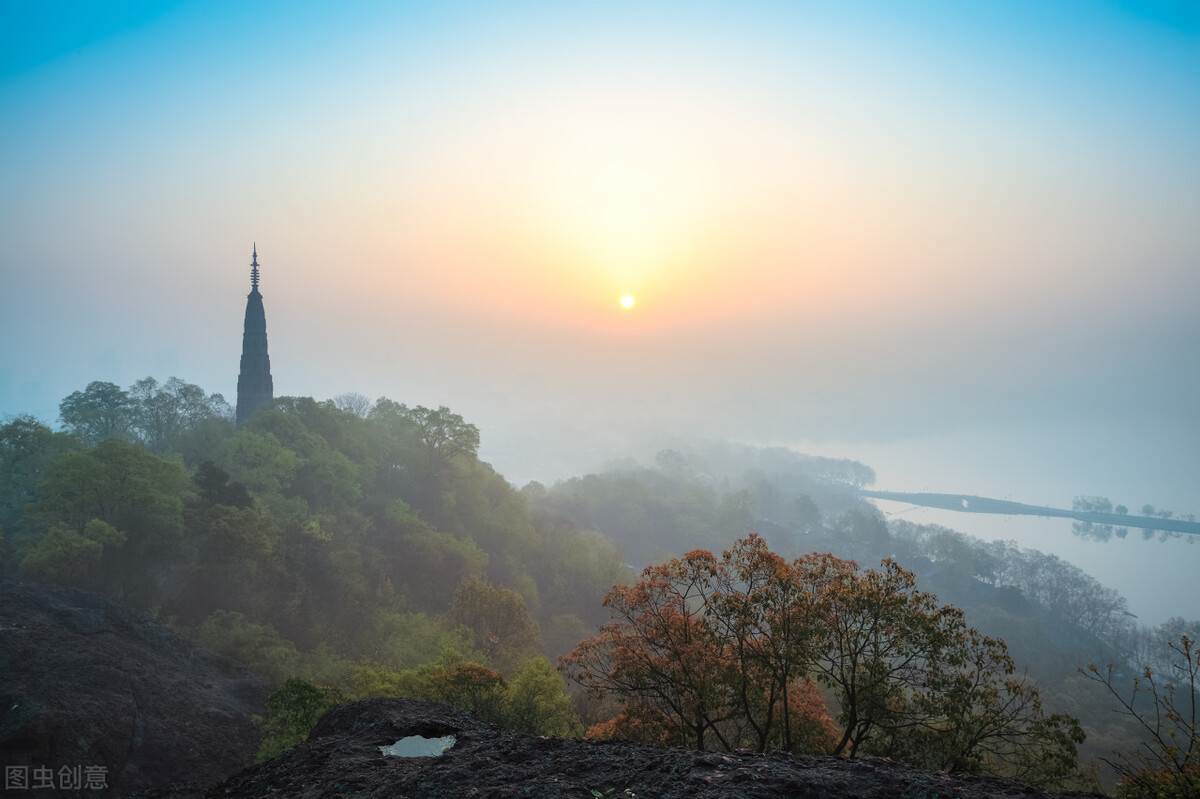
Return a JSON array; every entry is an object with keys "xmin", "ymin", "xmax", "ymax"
[
  {"xmin": 0, "ymin": 376, "xmax": 1193, "ymax": 790},
  {"xmin": 1, "ymin": 378, "xmax": 624, "ymax": 747}
]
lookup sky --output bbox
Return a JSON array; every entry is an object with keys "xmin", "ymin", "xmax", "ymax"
[{"xmin": 1, "ymin": 1, "xmax": 1198, "ymax": 620}]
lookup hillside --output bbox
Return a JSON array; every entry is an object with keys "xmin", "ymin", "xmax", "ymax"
[
  {"xmin": 3, "ymin": 379, "xmax": 1192, "ymax": 792},
  {"xmin": 0, "ymin": 580, "xmax": 266, "ymax": 795}
]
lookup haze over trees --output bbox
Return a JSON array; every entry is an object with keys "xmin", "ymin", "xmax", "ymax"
[
  {"xmin": 2, "ymin": 377, "xmax": 617, "ymax": 753},
  {"xmin": 1, "ymin": 375, "xmax": 1195, "ymax": 792}
]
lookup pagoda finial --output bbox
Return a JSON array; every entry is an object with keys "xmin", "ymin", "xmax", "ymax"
[{"xmin": 250, "ymin": 243, "xmax": 260, "ymax": 292}]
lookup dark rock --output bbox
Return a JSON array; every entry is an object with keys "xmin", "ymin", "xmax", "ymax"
[
  {"xmin": 194, "ymin": 698, "xmax": 1101, "ymax": 799},
  {"xmin": 0, "ymin": 580, "xmax": 267, "ymax": 797}
]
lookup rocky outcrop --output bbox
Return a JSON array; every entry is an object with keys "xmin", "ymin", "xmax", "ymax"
[
  {"xmin": 0, "ymin": 580, "xmax": 266, "ymax": 797},
  {"xmin": 191, "ymin": 698, "xmax": 1099, "ymax": 799}
]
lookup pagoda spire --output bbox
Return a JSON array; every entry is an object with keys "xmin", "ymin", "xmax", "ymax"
[{"xmin": 236, "ymin": 243, "xmax": 274, "ymax": 425}]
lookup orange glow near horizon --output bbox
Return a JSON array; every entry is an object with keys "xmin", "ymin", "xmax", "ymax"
[{"xmin": 59, "ymin": 14, "xmax": 1191, "ymax": 348}]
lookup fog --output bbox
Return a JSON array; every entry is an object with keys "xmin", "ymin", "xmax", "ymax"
[{"xmin": 2, "ymin": 1, "xmax": 1198, "ymax": 624}]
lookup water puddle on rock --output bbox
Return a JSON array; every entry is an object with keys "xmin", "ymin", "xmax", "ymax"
[{"xmin": 379, "ymin": 735, "xmax": 456, "ymax": 758}]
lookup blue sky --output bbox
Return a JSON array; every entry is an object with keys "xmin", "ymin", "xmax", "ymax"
[
  {"xmin": 2, "ymin": 0, "xmax": 1197, "ymax": 434},
  {"xmin": 1, "ymin": 1, "xmax": 1198, "ymax": 617}
]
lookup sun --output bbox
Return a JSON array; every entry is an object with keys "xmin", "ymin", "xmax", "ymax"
[{"xmin": 619, "ymin": 294, "xmax": 637, "ymax": 311}]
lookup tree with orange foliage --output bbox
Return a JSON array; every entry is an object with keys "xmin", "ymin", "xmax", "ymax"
[
  {"xmin": 563, "ymin": 548, "xmax": 737, "ymax": 750},
  {"xmin": 812, "ymin": 557, "xmax": 1082, "ymax": 782},
  {"xmin": 812, "ymin": 557, "xmax": 963, "ymax": 756},
  {"xmin": 708, "ymin": 536, "xmax": 835, "ymax": 752},
  {"xmin": 563, "ymin": 534, "xmax": 1083, "ymax": 786},
  {"xmin": 562, "ymin": 535, "xmax": 839, "ymax": 754},
  {"xmin": 769, "ymin": 677, "xmax": 839, "ymax": 754},
  {"xmin": 584, "ymin": 703, "xmax": 677, "ymax": 746}
]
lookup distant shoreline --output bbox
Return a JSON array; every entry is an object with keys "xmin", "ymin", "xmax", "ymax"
[{"xmin": 859, "ymin": 489, "xmax": 1200, "ymax": 537}]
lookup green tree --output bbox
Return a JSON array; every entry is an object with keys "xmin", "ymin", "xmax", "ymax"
[
  {"xmin": 360, "ymin": 610, "xmax": 477, "ymax": 671},
  {"xmin": 0, "ymin": 416, "xmax": 78, "ymax": 555},
  {"xmin": 878, "ymin": 627, "xmax": 1084, "ymax": 785},
  {"xmin": 448, "ymin": 578, "xmax": 542, "ymax": 673},
  {"xmin": 58, "ymin": 381, "xmax": 134, "ymax": 444},
  {"xmin": 256, "ymin": 679, "xmax": 345, "ymax": 761},
  {"xmin": 378, "ymin": 500, "xmax": 487, "ymax": 610},
  {"xmin": 31, "ymin": 438, "xmax": 188, "ymax": 603},
  {"xmin": 402, "ymin": 405, "xmax": 480, "ymax": 461},
  {"xmin": 504, "ymin": 657, "xmax": 583, "ymax": 736},
  {"xmin": 176, "ymin": 501, "xmax": 279, "ymax": 623},
  {"xmin": 194, "ymin": 461, "xmax": 253, "ymax": 508},
  {"xmin": 427, "ymin": 659, "xmax": 508, "ymax": 723},
  {"xmin": 369, "ymin": 401, "xmax": 480, "ymax": 515},
  {"xmin": 20, "ymin": 519, "xmax": 124, "ymax": 585},
  {"xmin": 347, "ymin": 661, "xmax": 431, "ymax": 700},
  {"xmin": 129, "ymin": 376, "xmax": 231, "ymax": 452},
  {"xmin": 219, "ymin": 429, "xmax": 299, "ymax": 497},
  {"xmin": 196, "ymin": 610, "xmax": 305, "ymax": 685}
]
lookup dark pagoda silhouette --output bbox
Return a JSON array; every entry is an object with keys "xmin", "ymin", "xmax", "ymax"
[{"xmin": 235, "ymin": 243, "xmax": 274, "ymax": 425}]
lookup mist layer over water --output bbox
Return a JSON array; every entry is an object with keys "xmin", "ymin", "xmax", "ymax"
[
  {"xmin": 472, "ymin": 409, "xmax": 1200, "ymax": 627},
  {"xmin": 789, "ymin": 425, "xmax": 1200, "ymax": 625}
]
